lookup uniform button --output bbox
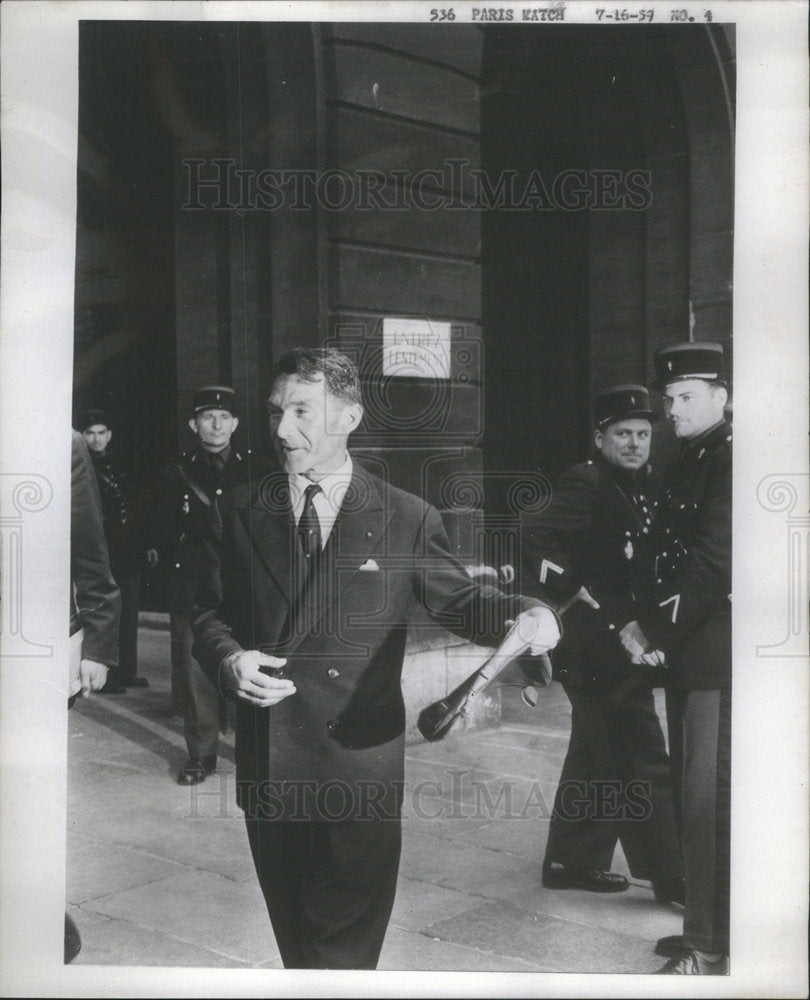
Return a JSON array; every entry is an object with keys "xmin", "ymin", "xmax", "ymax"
[
  {"xmin": 327, "ymin": 719, "xmax": 339, "ymax": 731},
  {"xmin": 327, "ymin": 668, "xmax": 340, "ymax": 679},
  {"xmin": 216, "ymin": 488, "xmax": 222, "ymax": 496},
  {"xmin": 184, "ymin": 494, "xmax": 189, "ymax": 500},
  {"xmin": 657, "ymin": 578, "xmax": 662, "ymax": 584},
  {"xmin": 642, "ymin": 527, "xmax": 649, "ymax": 534},
  {"xmin": 608, "ymin": 623, "xmax": 615, "ymax": 631},
  {"xmin": 175, "ymin": 562, "xmax": 181, "ymax": 568}
]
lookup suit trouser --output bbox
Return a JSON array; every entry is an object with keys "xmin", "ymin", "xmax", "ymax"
[
  {"xmin": 544, "ymin": 681, "xmax": 682, "ymax": 882},
  {"xmin": 171, "ymin": 611, "xmax": 225, "ymax": 759},
  {"xmin": 112, "ymin": 570, "xmax": 141, "ymax": 683},
  {"xmin": 665, "ymin": 685, "xmax": 731, "ymax": 955},
  {"xmin": 245, "ymin": 817, "xmax": 402, "ymax": 969}
]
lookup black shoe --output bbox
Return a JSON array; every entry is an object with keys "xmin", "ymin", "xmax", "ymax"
[
  {"xmin": 542, "ymin": 865, "xmax": 629, "ymax": 893},
  {"xmin": 653, "ymin": 876, "xmax": 685, "ymax": 906},
  {"xmin": 655, "ymin": 934, "xmax": 684, "ymax": 957},
  {"xmin": 655, "ymin": 949, "xmax": 728, "ymax": 975},
  {"xmin": 126, "ymin": 677, "xmax": 150, "ymax": 688},
  {"xmin": 177, "ymin": 756, "xmax": 216, "ymax": 785},
  {"xmin": 64, "ymin": 912, "xmax": 82, "ymax": 964},
  {"xmin": 97, "ymin": 678, "xmax": 126, "ymax": 694}
]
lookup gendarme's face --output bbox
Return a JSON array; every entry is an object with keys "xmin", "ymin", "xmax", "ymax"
[
  {"xmin": 594, "ymin": 418, "xmax": 651, "ymax": 471},
  {"xmin": 83, "ymin": 424, "xmax": 112, "ymax": 455},
  {"xmin": 190, "ymin": 408, "xmax": 239, "ymax": 452},
  {"xmin": 267, "ymin": 374, "xmax": 360, "ymax": 480},
  {"xmin": 662, "ymin": 379, "xmax": 725, "ymax": 440}
]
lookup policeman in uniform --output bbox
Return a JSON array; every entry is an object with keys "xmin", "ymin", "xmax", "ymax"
[
  {"xmin": 620, "ymin": 343, "xmax": 732, "ymax": 975},
  {"xmin": 521, "ymin": 386, "xmax": 683, "ymax": 900},
  {"xmin": 81, "ymin": 408, "xmax": 154, "ymax": 693},
  {"xmin": 160, "ymin": 386, "xmax": 252, "ymax": 785}
]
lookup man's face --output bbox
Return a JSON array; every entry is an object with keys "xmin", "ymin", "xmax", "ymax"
[
  {"xmin": 267, "ymin": 374, "xmax": 362, "ymax": 480},
  {"xmin": 594, "ymin": 418, "xmax": 651, "ymax": 471},
  {"xmin": 662, "ymin": 379, "xmax": 726, "ymax": 440},
  {"xmin": 83, "ymin": 424, "xmax": 112, "ymax": 455},
  {"xmin": 189, "ymin": 408, "xmax": 239, "ymax": 452}
]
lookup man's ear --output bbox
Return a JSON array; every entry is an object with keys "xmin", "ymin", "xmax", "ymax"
[
  {"xmin": 593, "ymin": 429, "xmax": 603, "ymax": 452},
  {"xmin": 342, "ymin": 402, "xmax": 363, "ymax": 435},
  {"xmin": 231, "ymin": 415, "xmax": 239, "ymax": 432},
  {"xmin": 188, "ymin": 417, "xmax": 198, "ymax": 435},
  {"xmin": 713, "ymin": 385, "xmax": 729, "ymax": 411}
]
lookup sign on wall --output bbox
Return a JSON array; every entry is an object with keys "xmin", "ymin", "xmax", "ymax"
[{"xmin": 382, "ymin": 317, "xmax": 451, "ymax": 379}]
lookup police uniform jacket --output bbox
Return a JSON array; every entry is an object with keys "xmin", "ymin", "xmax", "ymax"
[
  {"xmin": 192, "ymin": 461, "xmax": 550, "ymax": 822},
  {"xmin": 520, "ymin": 453, "xmax": 655, "ymax": 686},
  {"xmin": 161, "ymin": 446, "xmax": 253, "ymax": 615},
  {"xmin": 638, "ymin": 420, "xmax": 732, "ymax": 690}
]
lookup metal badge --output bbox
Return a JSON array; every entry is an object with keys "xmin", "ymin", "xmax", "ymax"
[{"xmin": 624, "ymin": 539, "xmax": 634, "ymax": 560}]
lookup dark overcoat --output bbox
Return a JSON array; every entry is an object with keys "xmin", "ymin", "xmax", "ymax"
[
  {"xmin": 638, "ymin": 421, "xmax": 732, "ymax": 690},
  {"xmin": 519, "ymin": 453, "xmax": 656, "ymax": 686}
]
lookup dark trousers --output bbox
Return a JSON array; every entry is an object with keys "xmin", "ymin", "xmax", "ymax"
[
  {"xmin": 171, "ymin": 611, "xmax": 230, "ymax": 759},
  {"xmin": 666, "ymin": 686, "xmax": 731, "ymax": 954},
  {"xmin": 114, "ymin": 570, "xmax": 141, "ymax": 683},
  {"xmin": 544, "ymin": 681, "xmax": 682, "ymax": 882},
  {"xmin": 245, "ymin": 818, "xmax": 402, "ymax": 969}
]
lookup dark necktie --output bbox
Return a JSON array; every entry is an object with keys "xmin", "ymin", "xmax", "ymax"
[
  {"xmin": 298, "ymin": 483, "xmax": 322, "ymax": 564},
  {"xmin": 208, "ymin": 451, "xmax": 225, "ymax": 480}
]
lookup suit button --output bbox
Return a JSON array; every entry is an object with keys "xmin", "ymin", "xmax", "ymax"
[
  {"xmin": 327, "ymin": 668, "xmax": 340, "ymax": 679},
  {"xmin": 327, "ymin": 719, "xmax": 339, "ymax": 731}
]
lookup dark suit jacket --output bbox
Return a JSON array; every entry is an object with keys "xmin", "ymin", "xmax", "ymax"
[
  {"xmin": 192, "ymin": 461, "xmax": 543, "ymax": 821},
  {"xmin": 638, "ymin": 421, "xmax": 732, "ymax": 690},
  {"xmin": 520, "ymin": 454, "xmax": 656, "ymax": 686},
  {"xmin": 71, "ymin": 431, "xmax": 121, "ymax": 667}
]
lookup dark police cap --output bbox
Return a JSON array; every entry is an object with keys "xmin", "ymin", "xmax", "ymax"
[
  {"xmin": 653, "ymin": 341, "xmax": 726, "ymax": 387},
  {"xmin": 593, "ymin": 385, "xmax": 656, "ymax": 429},
  {"xmin": 192, "ymin": 385, "xmax": 237, "ymax": 415},
  {"xmin": 80, "ymin": 408, "xmax": 111, "ymax": 431}
]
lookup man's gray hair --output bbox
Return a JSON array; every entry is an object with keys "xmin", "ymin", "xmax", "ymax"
[{"xmin": 271, "ymin": 348, "xmax": 362, "ymax": 407}]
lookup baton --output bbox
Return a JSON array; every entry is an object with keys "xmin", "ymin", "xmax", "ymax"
[{"xmin": 417, "ymin": 621, "xmax": 533, "ymax": 742}]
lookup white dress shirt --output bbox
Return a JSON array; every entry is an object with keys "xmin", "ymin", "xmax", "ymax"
[{"xmin": 288, "ymin": 455, "xmax": 353, "ymax": 549}]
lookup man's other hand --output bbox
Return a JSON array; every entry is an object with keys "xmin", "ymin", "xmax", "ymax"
[
  {"xmin": 619, "ymin": 620, "xmax": 652, "ymax": 664},
  {"xmin": 79, "ymin": 659, "xmax": 109, "ymax": 697},
  {"xmin": 221, "ymin": 650, "xmax": 296, "ymax": 707}
]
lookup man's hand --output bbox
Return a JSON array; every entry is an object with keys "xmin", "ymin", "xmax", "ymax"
[
  {"xmin": 79, "ymin": 659, "xmax": 108, "ymax": 697},
  {"xmin": 221, "ymin": 650, "xmax": 296, "ymax": 707},
  {"xmin": 510, "ymin": 605, "xmax": 562, "ymax": 655},
  {"xmin": 572, "ymin": 585, "xmax": 600, "ymax": 611},
  {"xmin": 640, "ymin": 649, "xmax": 667, "ymax": 667},
  {"xmin": 619, "ymin": 620, "xmax": 653, "ymax": 664}
]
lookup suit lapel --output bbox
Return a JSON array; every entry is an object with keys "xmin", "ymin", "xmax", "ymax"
[{"xmin": 242, "ymin": 473, "xmax": 296, "ymax": 606}]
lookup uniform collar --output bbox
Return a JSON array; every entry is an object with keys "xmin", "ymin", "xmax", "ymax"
[{"xmin": 681, "ymin": 418, "xmax": 731, "ymax": 456}]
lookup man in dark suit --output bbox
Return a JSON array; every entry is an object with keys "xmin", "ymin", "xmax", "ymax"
[
  {"xmin": 158, "ymin": 386, "xmax": 252, "ymax": 785},
  {"xmin": 68, "ymin": 430, "xmax": 121, "ymax": 961},
  {"xmin": 192, "ymin": 348, "xmax": 561, "ymax": 969},
  {"xmin": 70, "ymin": 429, "xmax": 122, "ymax": 700},
  {"xmin": 520, "ymin": 387, "xmax": 683, "ymax": 901},
  {"xmin": 620, "ymin": 343, "xmax": 732, "ymax": 975},
  {"xmin": 81, "ymin": 409, "xmax": 155, "ymax": 693}
]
